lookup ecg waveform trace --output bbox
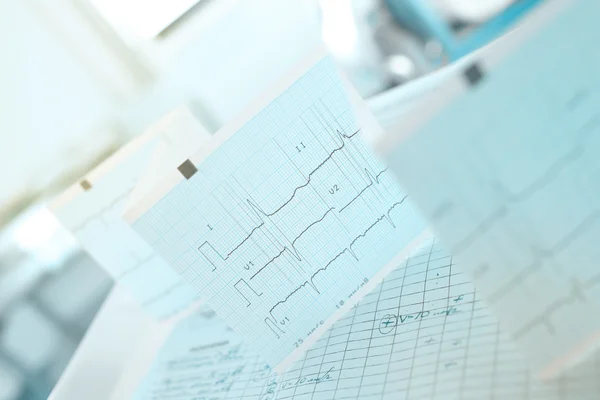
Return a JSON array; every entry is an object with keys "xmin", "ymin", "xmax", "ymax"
[
  {"xmin": 199, "ymin": 123, "xmax": 401, "ymax": 305},
  {"xmin": 197, "ymin": 127, "xmax": 367, "ymax": 271},
  {"xmin": 198, "ymin": 115, "xmax": 412, "ymax": 343},
  {"xmin": 130, "ymin": 56, "xmax": 426, "ymax": 368},
  {"xmin": 198, "ymin": 122, "xmax": 412, "ymax": 341},
  {"xmin": 265, "ymin": 196, "xmax": 410, "ymax": 338}
]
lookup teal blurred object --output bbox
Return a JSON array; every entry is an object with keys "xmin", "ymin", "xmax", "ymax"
[{"xmin": 386, "ymin": 0, "xmax": 545, "ymax": 60}]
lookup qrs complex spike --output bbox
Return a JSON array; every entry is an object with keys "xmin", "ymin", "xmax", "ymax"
[
  {"xmin": 249, "ymin": 207, "xmax": 335, "ymax": 280},
  {"xmin": 339, "ymin": 167, "xmax": 389, "ymax": 213}
]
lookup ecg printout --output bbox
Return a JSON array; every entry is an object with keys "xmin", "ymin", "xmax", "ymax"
[
  {"xmin": 133, "ymin": 239, "xmax": 600, "ymax": 400},
  {"xmin": 378, "ymin": 0, "xmax": 600, "ymax": 377},
  {"xmin": 51, "ymin": 110, "xmax": 210, "ymax": 319},
  {"xmin": 126, "ymin": 55, "xmax": 428, "ymax": 370}
]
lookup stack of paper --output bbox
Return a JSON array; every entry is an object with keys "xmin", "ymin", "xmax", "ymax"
[
  {"xmin": 50, "ymin": 107, "xmax": 210, "ymax": 320},
  {"xmin": 50, "ymin": 1, "xmax": 600, "ymax": 398}
]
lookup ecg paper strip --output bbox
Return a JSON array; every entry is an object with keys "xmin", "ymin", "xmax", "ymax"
[
  {"xmin": 379, "ymin": 0, "xmax": 600, "ymax": 376},
  {"xmin": 51, "ymin": 111, "xmax": 208, "ymax": 319},
  {"xmin": 133, "ymin": 239, "xmax": 600, "ymax": 400},
  {"xmin": 127, "ymin": 55, "xmax": 427, "ymax": 369}
]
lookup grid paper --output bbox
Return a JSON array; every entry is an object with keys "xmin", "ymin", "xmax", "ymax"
[
  {"xmin": 130, "ymin": 56, "xmax": 427, "ymax": 369},
  {"xmin": 382, "ymin": 0, "xmax": 600, "ymax": 375},
  {"xmin": 50, "ymin": 113, "xmax": 208, "ymax": 319},
  {"xmin": 133, "ymin": 239, "xmax": 600, "ymax": 400}
]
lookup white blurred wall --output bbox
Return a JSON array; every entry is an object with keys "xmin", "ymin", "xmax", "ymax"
[
  {"xmin": 121, "ymin": 0, "xmax": 321, "ymax": 133},
  {"xmin": 0, "ymin": 0, "xmax": 321, "ymax": 215},
  {"xmin": 0, "ymin": 1, "xmax": 118, "ymax": 207}
]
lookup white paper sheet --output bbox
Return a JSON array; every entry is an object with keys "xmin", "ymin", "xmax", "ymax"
[
  {"xmin": 377, "ymin": 0, "xmax": 600, "ymax": 377},
  {"xmin": 50, "ymin": 108, "xmax": 210, "ymax": 319}
]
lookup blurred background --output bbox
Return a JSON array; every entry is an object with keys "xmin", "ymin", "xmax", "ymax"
[{"xmin": 0, "ymin": 0, "xmax": 542, "ymax": 398}]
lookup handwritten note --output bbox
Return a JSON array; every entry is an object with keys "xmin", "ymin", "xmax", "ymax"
[
  {"xmin": 378, "ymin": 0, "xmax": 600, "ymax": 377},
  {"xmin": 133, "ymin": 239, "xmax": 600, "ymax": 399}
]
